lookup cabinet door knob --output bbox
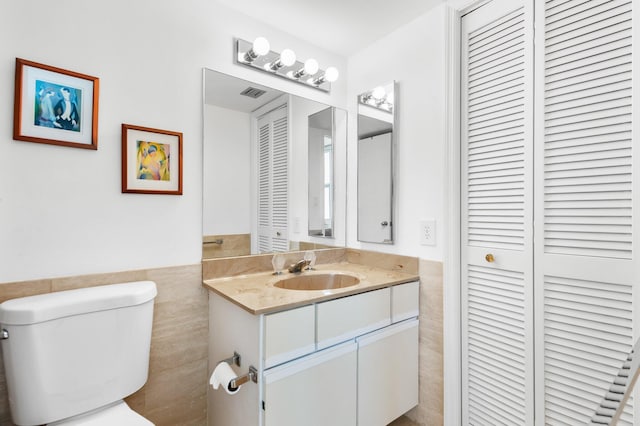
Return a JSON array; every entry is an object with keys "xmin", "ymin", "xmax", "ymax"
[
  {"xmin": 485, "ymin": 253, "xmax": 495, "ymax": 263},
  {"xmin": 381, "ymin": 221, "xmax": 389, "ymax": 226}
]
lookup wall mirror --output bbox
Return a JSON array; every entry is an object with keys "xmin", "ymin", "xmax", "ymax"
[
  {"xmin": 203, "ymin": 69, "xmax": 347, "ymax": 259},
  {"xmin": 357, "ymin": 81, "xmax": 396, "ymax": 244}
]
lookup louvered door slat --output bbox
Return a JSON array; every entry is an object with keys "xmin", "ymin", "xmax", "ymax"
[
  {"xmin": 545, "ymin": 0, "xmax": 613, "ymax": 26},
  {"xmin": 546, "ymin": 78, "xmax": 631, "ymax": 106},
  {"xmin": 545, "ymin": 2, "xmax": 631, "ymax": 40},
  {"xmin": 546, "ymin": 91, "xmax": 630, "ymax": 114},
  {"xmin": 547, "ymin": 20, "xmax": 630, "ymax": 56},
  {"xmin": 546, "ymin": 0, "xmax": 586, "ymax": 15},
  {"xmin": 469, "ymin": 33, "xmax": 524, "ymax": 72},
  {"xmin": 546, "ymin": 147, "xmax": 630, "ymax": 165},
  {"xmin": 469, "ymin": 89, "xmax": 524, "ymax": 113}
]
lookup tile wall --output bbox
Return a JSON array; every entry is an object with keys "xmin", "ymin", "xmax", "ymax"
[{"xmin": 406, "ymin": 259, "xmax": 444, "ymax": 426}]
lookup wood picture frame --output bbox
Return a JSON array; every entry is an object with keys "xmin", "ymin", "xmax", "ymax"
[
  {"xmin": 121, "ymin": 123, "xmax": 183, "ymax": 195},
  {"xmin": 14, "ymin": 58, "xmax": 99, "ymax": 149}
]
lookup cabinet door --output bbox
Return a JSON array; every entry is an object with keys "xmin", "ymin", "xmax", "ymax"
[
  {"xmin": 317, "ymin": 287, "xmax": 390, "ymax": 349},
  {"xmin": 263, "ymin": 342, "xmax": 357, "ymax": 426},
  {"xmin": 357, "ymin": 319, "xmax": 418, "ymax": 426},
  {"xmin": 263, "ymin": 304, "xmax": 315, "ymax": 368}
]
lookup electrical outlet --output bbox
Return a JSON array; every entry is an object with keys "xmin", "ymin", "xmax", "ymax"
[{"xmin": 420, "ymin": 219, "xmax": 436, "ymax": 246}]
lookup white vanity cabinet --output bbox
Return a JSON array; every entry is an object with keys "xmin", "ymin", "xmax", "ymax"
[{"xmin": 207, "ymin": 280, "xmax": 419, "ymax": 426}]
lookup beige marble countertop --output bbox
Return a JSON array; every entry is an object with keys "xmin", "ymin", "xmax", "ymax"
[{"xmin": 203, "ymin": 262, "xmax": 419, "ymax": 315}]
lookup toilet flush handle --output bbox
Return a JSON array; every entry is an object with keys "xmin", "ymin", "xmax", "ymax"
[{"xmin": 1, "ymin": 329, "xmax": 8, "ymax": 340}]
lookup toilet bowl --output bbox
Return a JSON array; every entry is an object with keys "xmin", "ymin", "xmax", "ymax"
[{"xmin": 49, "ymin": 401, "xmax": 153, "ymax": 426}]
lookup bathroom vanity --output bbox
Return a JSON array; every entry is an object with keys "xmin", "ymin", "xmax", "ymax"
[{"xmin": 204, "ymin": 262, "xmax": 419, "ymax": 426}]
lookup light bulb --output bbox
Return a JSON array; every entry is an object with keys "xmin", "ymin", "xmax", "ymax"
[
  {"xmin": 280, "ymin": 49, "xmax": 296, "ymax": 67},
  {"xmin": 252, "ymin": 37, "xmax": 270, "ymax": 56},
  {"xmin": 372, "ymin": 86, "xmax": 385, "ymax": 100},
  {"xmin": 324, "ymin": 67, "xmax": 339, "ymax": 82},
  {"xmin": 304, "ymin": 58, "xmax": 319, "ymax": 75},
  {"xmin": 386, "ymin": 92, "xmax": 394, "ymax": 105}
]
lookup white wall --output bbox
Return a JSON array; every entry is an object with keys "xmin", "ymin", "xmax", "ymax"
[
  {"xmin": 203, "ymin": 104, "xmax": 251, "ymax": 235},
  {"xmin": 347, "ymin": 5, "xmax": 448, "ymax": 261},
  {"xmin": 0, "ymin": 0, "xmax": 347, "ymax": 282}
]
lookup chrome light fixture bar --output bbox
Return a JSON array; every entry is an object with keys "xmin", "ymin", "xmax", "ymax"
[{"xmin": 235, "ymin": 38, "xmax": 338, "ymax": 93}]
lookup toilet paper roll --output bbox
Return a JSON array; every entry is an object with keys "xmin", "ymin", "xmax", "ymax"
[{"xmin": 210, "ymin": 362, "xmax": 241, "ymax": 395}]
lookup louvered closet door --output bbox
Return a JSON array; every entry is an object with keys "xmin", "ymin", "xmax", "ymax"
[
  {"xmin": 534, "ymin": 1, "xmax": 637, "ymax": 424},
  {"xmin": 460, "ymin": 0, "xmax": 534, "ymax": 424},
  {"xmin": 257, "ymin": 105, "xmax": 289, "ymax": 253}
]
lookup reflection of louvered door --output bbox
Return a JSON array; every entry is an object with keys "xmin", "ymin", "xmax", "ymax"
[
  {"xmin": 534, "ymin": 1, "xmax": 635, "ymax": 424},
  {"xmin": 461, "ymin": 0, "xmax": 534, "ymax": 423},
  {"xmin": 257, "ymin": 105, "xmax": 289, "ymax": 253}
]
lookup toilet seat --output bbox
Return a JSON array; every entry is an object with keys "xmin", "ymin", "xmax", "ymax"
[{"xmin": 48, "ymin": 401, "xmax": 153, "ymax": 426}]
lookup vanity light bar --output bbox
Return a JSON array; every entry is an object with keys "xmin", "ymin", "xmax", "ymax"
[{"xmin": 235, "ymin": 38, "xmax": 337, "ymax": 93}]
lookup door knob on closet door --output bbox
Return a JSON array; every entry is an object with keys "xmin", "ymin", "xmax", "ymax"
[{"xmin": 485, "ymin": 253, "xmax": 495, "ymax": 263}]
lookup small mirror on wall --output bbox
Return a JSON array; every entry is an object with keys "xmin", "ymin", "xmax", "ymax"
[{"xmin": 357, "ymin": 81, "xmax": 396, "ymax": 244}]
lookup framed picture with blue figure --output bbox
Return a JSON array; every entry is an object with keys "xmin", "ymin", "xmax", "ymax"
[
  {"xmin": 121, "ymin": 123, "xmax": 183, "ymax": 195},
  {"xmin": 13, "ymin": 58, "xmax": 99, "ymax": 149}
]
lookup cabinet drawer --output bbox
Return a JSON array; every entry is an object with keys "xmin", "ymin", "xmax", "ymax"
[
  {"xmin": 263, "ymin": 305, "xmax": 315, "ymax": 368},
  {"xmin": 316, "ymin": 287, "xmax": 391, "ymax": 349},
  {"xmin": 391, "ymin": 281, "xmax": 419, "ymax": 323}
]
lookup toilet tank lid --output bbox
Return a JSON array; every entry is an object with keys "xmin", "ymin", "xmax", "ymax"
[{"xmin": 0, "ymin": 281, "xmax": 157, "ymax": 325}]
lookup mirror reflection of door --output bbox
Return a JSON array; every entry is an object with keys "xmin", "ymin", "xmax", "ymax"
[{"xmin": 358, "ymin": 129, "xmax": 392, "ymax": 243}]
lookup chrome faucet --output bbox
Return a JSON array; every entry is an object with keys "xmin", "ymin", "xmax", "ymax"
[{"xmin": 288, "ymin": 259, "xmax": 311, "ymax": 273}]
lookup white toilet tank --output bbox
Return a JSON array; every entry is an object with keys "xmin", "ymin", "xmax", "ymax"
[{"xmin": 0, "ymin": 281, "xmax": 157, "ymax": 426}]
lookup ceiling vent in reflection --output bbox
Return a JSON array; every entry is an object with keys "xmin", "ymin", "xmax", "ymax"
[{"xmin": 240, "ymin": 87, "xmax": 267, "ymax": 99}]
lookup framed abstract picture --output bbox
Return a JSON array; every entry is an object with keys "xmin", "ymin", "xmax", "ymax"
[
  {"xmin": 14, "ymin": 58, "xmax": 99, "ymax": 149},
  {"xmin": 121, "ymin": 124, "xmax": 183, "ymax": 195}
]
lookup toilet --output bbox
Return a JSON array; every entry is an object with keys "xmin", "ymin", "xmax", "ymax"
[{"xmin": 0, "ymin": 281, "xmax": 158, "ymax": 425}]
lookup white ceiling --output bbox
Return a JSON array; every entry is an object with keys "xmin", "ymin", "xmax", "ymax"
[{"xmin": 215, "ymin": 0, "xmax": 446, "ymax": 56}]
